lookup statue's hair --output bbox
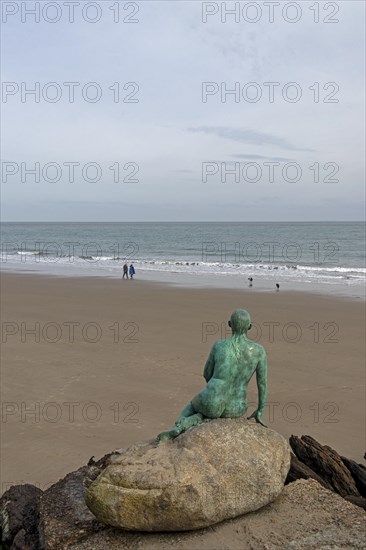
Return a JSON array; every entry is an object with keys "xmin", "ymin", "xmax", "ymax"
[{"xmin": 230, "ymin": 309, "xmax": 252, "ymax": 335}]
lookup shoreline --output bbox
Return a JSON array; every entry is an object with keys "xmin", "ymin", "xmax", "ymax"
[
  {"xmin": 1, "ymin": 264, "xmax": 365, "ymax": 301},
  {"xmin": 1, "ymin": 272, "xmax": 365, "ymax": 492}
]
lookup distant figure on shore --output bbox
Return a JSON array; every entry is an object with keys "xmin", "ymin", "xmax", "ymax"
[
  {"xmin": 157, "ymin": 309, "xmax": 268, "ymax": 441},
  {"xmin": 122, "ymin": 263, "xmax": 129, "ymax": 279},
  {"xmin": 129, "ymin": 264, "xmax": 135, "ymax": 279},
  {"xmin": 248, "ymin": 277, "xmax": 253, "ymax": 287},
  {"xmin": 276, "ymin": 283, "xmax": 280, "ymax": 291}
]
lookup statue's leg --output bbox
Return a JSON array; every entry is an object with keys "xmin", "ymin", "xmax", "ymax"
[
  {"xmin": 157, "ymin": 427, "xmax": 180, "ymax": 441},
  {"xmin": 177, "ymin": 403, "xmax": 195, "ymax": 421},
  {"xmin": 157, "ymin": 412, "xmax": 204, "ymax": 441},
  {"xmin": 176, "ymin": 412, "xmax": 204, "ymax": 432},
  {"xmin": 157, "ymin": 402, "xmax": 205, "ymax": 441}
]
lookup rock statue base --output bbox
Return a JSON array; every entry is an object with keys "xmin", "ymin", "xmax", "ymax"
[{"xmin": 85, "ymin": 418, "xmax": 290, "ymax": 531}]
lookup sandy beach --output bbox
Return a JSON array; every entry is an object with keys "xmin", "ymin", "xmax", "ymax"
[{"xmin": 1, "ymin": 272, "xmax": 365, "ymax": 494}]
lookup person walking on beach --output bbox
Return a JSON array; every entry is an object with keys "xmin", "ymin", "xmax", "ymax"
[
  {"xmin": 129, "ymin": 263, "xmax": 135, "ymax": 279},
  {"xmin": 123, "ymin": 263, "xmax": 129, "ymax": 279}
]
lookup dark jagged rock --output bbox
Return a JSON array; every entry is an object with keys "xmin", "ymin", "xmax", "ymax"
[
  {"xmin": 287, "ymin": 435, "xmax": 366, "ymax": 513},
  {"xmin": 289, "ymin": 435, "xmax": 360, "ymax": 498},
  {"xmin": 344, "ymin": 494, "xmax": 366, "ymax": 511},
  {"xmin": 0, "ymin": 483, "xmax": 42, "ymax": 549},
  {"xmin": 38, "ymin": 452, "xmax": 121, "ymax": 550},
  {"xmin": 39, "ymin": 466, "xmax": 100, "ymax": 550},
  {"xmin": 86, "ymin": 451, "xmax": 118, "ymax": 474},
  {"xmin": 285, "ymin": 453, "xmax": 333, "ymax": 491},
  {"xmin": 341, "ymin": 455, "xmax": 366, "ymax": 498},
  {"xmin": 11, "ymin": 528, "xmax": 34, "ymax": 550}
]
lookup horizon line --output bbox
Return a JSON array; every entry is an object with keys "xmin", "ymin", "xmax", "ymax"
[{"xmin": 1, "ymin": 220, "xmax": 365, "ymax": 224}]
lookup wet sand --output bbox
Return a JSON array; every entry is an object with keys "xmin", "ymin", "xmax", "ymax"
[{"xmin": 1, "ymin": 272, "xmax": 365, "ymax": 493}]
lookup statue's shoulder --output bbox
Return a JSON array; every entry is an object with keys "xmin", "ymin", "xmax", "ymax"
[
  {"xmin": 212, "ymin": 338, "xmax": 226, "ymax": 350},
  {"xmin": 248, "ymin": 339, "xmax": 266, "ymax": 356}
]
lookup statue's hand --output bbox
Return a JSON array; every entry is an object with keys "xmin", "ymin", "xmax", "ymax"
[{"xmin": 247, "ymin": 409, "xmax": 267, "ymax": 428}]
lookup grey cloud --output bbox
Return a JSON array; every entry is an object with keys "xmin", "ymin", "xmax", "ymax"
[
  {"xmin": 260, "ymin": 196, "xmax": 281, "ymax": 202},
  {"xmin": 188, "ymin": 126, "xmax": 314, "ymax": 152},
  {"xmin": 230, "ymin": 154, "xmax": 294, "ymax": 162},
  {"xmin": 171, "ymin": 169, "xmax": 195, "ymax": 173}
]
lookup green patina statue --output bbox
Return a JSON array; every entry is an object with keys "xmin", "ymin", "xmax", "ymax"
[{"xmin": 158, "ymin": 309, "xmax": 268, "ymax": 441}]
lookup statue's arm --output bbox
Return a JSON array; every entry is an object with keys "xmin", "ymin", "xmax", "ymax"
[
  {"xmin": 256, "ymin": 351, "xmax": 268, "ymax": 414},
  {"xmin": 203, "ymin": 344, "xmax": 216, "ymax": 382}
]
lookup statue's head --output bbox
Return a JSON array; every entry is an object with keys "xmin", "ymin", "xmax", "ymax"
[{"xmin": 228, "ymin": 309, "xmax": 252, "ymax": 335}]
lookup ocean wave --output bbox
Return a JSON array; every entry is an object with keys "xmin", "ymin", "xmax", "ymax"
[
  {"xmin": 16, "ymin": 250, "xmax": 40, "ymax": 256},
  {"xmin": 3, "ymin": 253, "xmax": 365, "ymax": 282},
  {"xmin": 136, "ymin": 259, "xmax": 365, "ymax": 276}
]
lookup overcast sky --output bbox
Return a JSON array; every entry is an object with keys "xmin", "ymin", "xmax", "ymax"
[{"xmin": 1, "ymin": 0, "xmax": 365, "ymax": 221}]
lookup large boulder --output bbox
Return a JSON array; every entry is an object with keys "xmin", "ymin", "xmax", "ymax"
[
  {"xmin": 85, "ymin": 418, "xmax": 290, "ymax": 531},
  {"xmin": 74, "ymin": 480, "xmax": 366, "ymax": 550}
]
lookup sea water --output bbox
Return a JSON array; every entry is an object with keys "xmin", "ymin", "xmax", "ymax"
[{"xmin": 1, "ymin": 222, "xmax": 365, "ymax": 297}]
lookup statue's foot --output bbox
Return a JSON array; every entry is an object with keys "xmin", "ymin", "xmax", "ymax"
[
  {"xmin": 157, "ymin": 430, "xmax": 175, "ymax": 441},
  {"xmin": 156, "ymin": 414, "xmax": 204, "ymax": 442},
  {"xmin": 156, "ymin": 423, "xmax": 183, "ymax": 441}
]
